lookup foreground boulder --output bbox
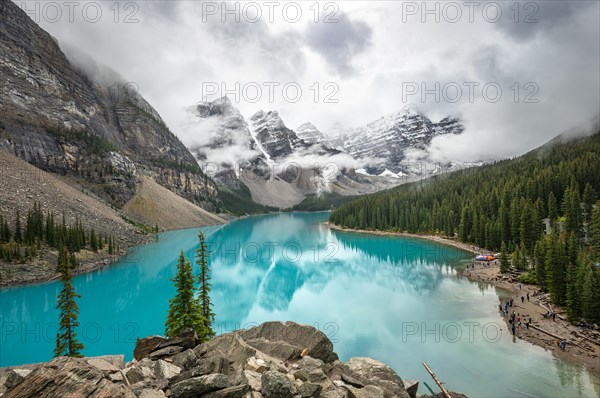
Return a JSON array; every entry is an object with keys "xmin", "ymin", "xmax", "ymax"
[
  {"xmin": 2, "ymin": 356, "xmax": 134, "ymax": 398},
  {"xmin": 1, "ymin": 322, "xmax": 468, "ymax": 398}
]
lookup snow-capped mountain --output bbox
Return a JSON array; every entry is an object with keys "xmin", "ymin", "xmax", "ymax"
[
  {"xmin": 296, "ymin": 122, "xmax": 326, "ymax": 144},
  {"xmin": 249, "ymin": 110, "xmax": 308, "ymax": 159},
  {"xmin": 297, "ymin": 106, "xmax": 464, "ymax": 173},
  {"xmin": 184, "ymin": 97, "xmax": 468, "ymax": 209},
  {"xmin": 187, "ymin": 96, "xmax": 260, "ymax": 164}
]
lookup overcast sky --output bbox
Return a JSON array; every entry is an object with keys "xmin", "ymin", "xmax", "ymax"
[{"xmin": 20, "ymin": 0, "xmax": 600, "ymax": 162}]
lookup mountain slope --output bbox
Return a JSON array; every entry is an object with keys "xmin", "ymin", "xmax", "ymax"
[
  {"xmin": 122, "ymin": 176, "xmax": 225, "ymax": 230},
  {"xmin": 0, "ymin": 149, "xmax": 151, "ymax": 284},
  {"xmin": 0, "ymin": 0, "xmax": 219, "ymax": 211}
]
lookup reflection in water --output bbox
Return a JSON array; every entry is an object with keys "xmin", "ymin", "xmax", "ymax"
[{"xmin": 1, "ymin": 212, "xmax": 598, "ymax": 398}]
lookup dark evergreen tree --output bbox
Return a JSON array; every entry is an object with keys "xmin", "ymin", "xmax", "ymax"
[
  {"xmin": 582, "ymin": 183, "xmax": 596, "ymax": 224},
  {"xmin": 54, "ymin": 247, "xmax": 84, "ymax": 357},
  {"xmin": 14, "ymin": 210, "xmax": 22, "ymax": 243},
  {"xmin": 590, "ymin": 202, "xmax": 600, "ymax": 255},
  {"xmin": 90, "ymin": 229, "xmax": 98, "ymax": 252},
  {"xmin": 165, "ymin": 251, "xmax": 205, "ymax": 338},
  {"xmin": 499, "ymin": 241, "xmax": 510, "ymax": 273},
  {"xmin": 196, "ymin": 231, "xmax": 215, "ymax": 341}
]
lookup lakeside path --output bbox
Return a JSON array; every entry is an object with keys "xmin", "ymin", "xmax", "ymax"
[{"xmin": 326, "ymin": 222, "xmax": 600, "ymax": 376}]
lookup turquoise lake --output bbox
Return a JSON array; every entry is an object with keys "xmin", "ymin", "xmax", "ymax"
[{"xmin": 0, "ymin": 212, "xmax": 598, "ymax": 397}]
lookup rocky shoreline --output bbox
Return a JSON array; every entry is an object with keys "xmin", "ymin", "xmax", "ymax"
[
  {"xmin": 326, "ymin": 223, "xmax": 600, "ymax": 377},
  {"xmin": 0, "ymin": 235, "xmax": 154, "ymax": 287},
  {"xmin": 0, "ymin": 321, "xmax": 467, "ymax": 398},
  {"xmin": 464, "ymin": 263, "xmax": 600, "ymax": 376}
]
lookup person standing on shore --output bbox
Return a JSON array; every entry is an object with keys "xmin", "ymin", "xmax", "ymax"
[
  {"xmin": 521, "ymin": 296, "xmax": 525, "ymax": 303},
  {"xmin": 560, "ymin": 339, "xmax": 567, "ymax": 351},
  {"xmin": 527, "ymin": 293, "xmax": 530, "ymax": 301}
]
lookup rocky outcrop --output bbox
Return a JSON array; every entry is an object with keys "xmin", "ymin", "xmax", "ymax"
[
  {"xmin": 0, "ymin": 0, "xmax": 219, "ymax": 210},
  {"xmin": 1, "ymin": 321, "xmax": 467, "ymax": 398}
]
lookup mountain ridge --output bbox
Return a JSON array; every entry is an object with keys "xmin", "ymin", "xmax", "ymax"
[{"xmin": 0, "ymin": 0, "xmax": 220, "ymax": 215}]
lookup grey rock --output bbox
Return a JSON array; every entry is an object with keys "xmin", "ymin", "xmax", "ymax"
[
  {"xmin": 2, "ymin": 357, "xmax": 135, "ymax": 398},
  {"xmin": 202, "ymin": 384, "xmax": 250, "ymax": 398},
  {"xmin": 86, "ymin": 357, "xmax": 121, "ymax": 374},
  {"xmin": 200, "ymin": 333, "xmax": 257, "ymax": 368},
  {"xmin": 307, "ymin": 369, "xmax": 327, "ymax": 383},
  {"xmin": 149, "ymin": 346, "xmax": 184, "ymax": 360},
  {"xmin": 298, "ymin": 382, "xmax": 323, "ymax": 398},
  {"xmin": 172, "ymin": 355, "xmax": 230, "ymax": 385},
  {"xmin": 138, "ymin": 389, "xmax": 167, "ymax": 398},
  {"xmin": 171, "ymin": 349, "xmax": 197, "ymax": 370},
  {"xmin": 261, "ymin": 371, "xmax": 296, "ymax": 398},
  {"xmin": 403, "ymin": 380, "xmax": 419, "ymax": 398},
  {"xmin": 157, "ymin": 329, "xmax": 198, "ymax": 351},
  {"xmin": 134, "ymin": 336, "xmax": 167, "ymax": 361},
  {"xmin": 245, "ymin": 357, "xmax": 269, "ymax": 373},
  {"xmin": 154, "ymin": 360, "xmax": 182, "ymax": 380},
  {"xmin": 340, "ymin": 373, "xmax": 364, "ymax": 388},
  {"xmin": 239, "ymin": 322, "xmax": 334, "ymax": 363},
  {"xmin": 244, "ymin": 370, "xmax": 262, "ymax": 391},
  {"xmin": 170, "ymin": 373, "xmax": 229, "ymax": 398},
  {"xmin": 297, "ymin": 356, "xmax": 324, "ymax": 372},
  {"xmin": 346, "ymin": 385, "xmax": 385, "ymax": 398},
  {"xmin": 345, "ymin": 358, "xmax": 409, "ymax": 398},
  {"xmin": 4, "ymin": 369, "xmax": 32, "ymax": 390},
  {"xmin": 125, "ymin": 365, "xmax": 156, "ymax": 385}
]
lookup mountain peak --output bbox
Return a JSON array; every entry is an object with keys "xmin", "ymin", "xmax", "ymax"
[
  {"xmin": 296, "ymin": 122, "xmax": 326, "ymax": 144},
  {"xmin": 194, "ymin": 96, "xmax": 239, "ymax": 118},
  {"xmin": 250, "ymin": 110, "xmax": 286, "ymax": 130}
]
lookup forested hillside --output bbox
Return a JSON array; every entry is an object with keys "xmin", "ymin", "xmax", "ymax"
[{"xmin": 330, "ymin": 131, "xmax": 600, "ymax": 322}]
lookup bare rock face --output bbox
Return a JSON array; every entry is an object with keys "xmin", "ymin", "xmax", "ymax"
[
  {"xmin": 0, "ymin": 0, "xmax": 219, "ymax": 210},
  {"xmin": 2, "ymin": 322, "xmax": 469, "ymax": 398}
]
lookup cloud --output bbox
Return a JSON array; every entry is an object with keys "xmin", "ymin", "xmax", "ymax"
[
  {"xmin": 304, "ymin": 12, "xmax": 373, "ymax": 75},
  {"xmin": 494, "ymin": 1, "xmax": 589, "ymax": 41},
  {"xmin": 18, "ymin": 0, "xmax": 599, "ymax": 164}
]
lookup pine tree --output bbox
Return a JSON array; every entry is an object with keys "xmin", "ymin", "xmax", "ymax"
[
  {"xmin": 512, "ymin": 246, "xmax": 527, "ymax": 272},
  {"xmin": 582, "ymin": 183, "xmax": 596, "ymax": 224},
  {"xmin": 581, "ymin": 264, "xmax": 600, "ymax": 323},
  {"xmin": 90, "ymin": 229, "xmax": 98, "ymax": 252},
  {"xmin": 590, "ymin": 202, "xmax": 600, "ymax": 255},
  {"xmin": 196, "ymin": 231, "xmax": 215, "ymax": 341},
  {"xmin": 14, "ymin": 210, "xmax": 22, "ymax": 243},
  {"xmin": 563, "ymin": 185, "xmax": 581, "ymax": 237},
  {"xmin": 499, "ymin": 241, "xmax": 510, "ymax": 273},
  {"xmin": 165, "ymin": 251, "xmax": 205, "ymax": 338},
  {"xmin": 54, "ymin": 247, "xmax": 84, "ymax": 357},
  {"xmin": 0, "ymin": 215, "xmax": 4, "ymax": 243},
  {"xmin": 546, "ymin": 234, "xmax": 568, "ymax": 306},
  {"xmin": 3, "ymin": 219, "xmax": 10, "ymax": 243}
]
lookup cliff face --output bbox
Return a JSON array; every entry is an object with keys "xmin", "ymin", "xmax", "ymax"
[{"xmin": 0, "ymin": 0, "xmax": 218, "ymax": 209}]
